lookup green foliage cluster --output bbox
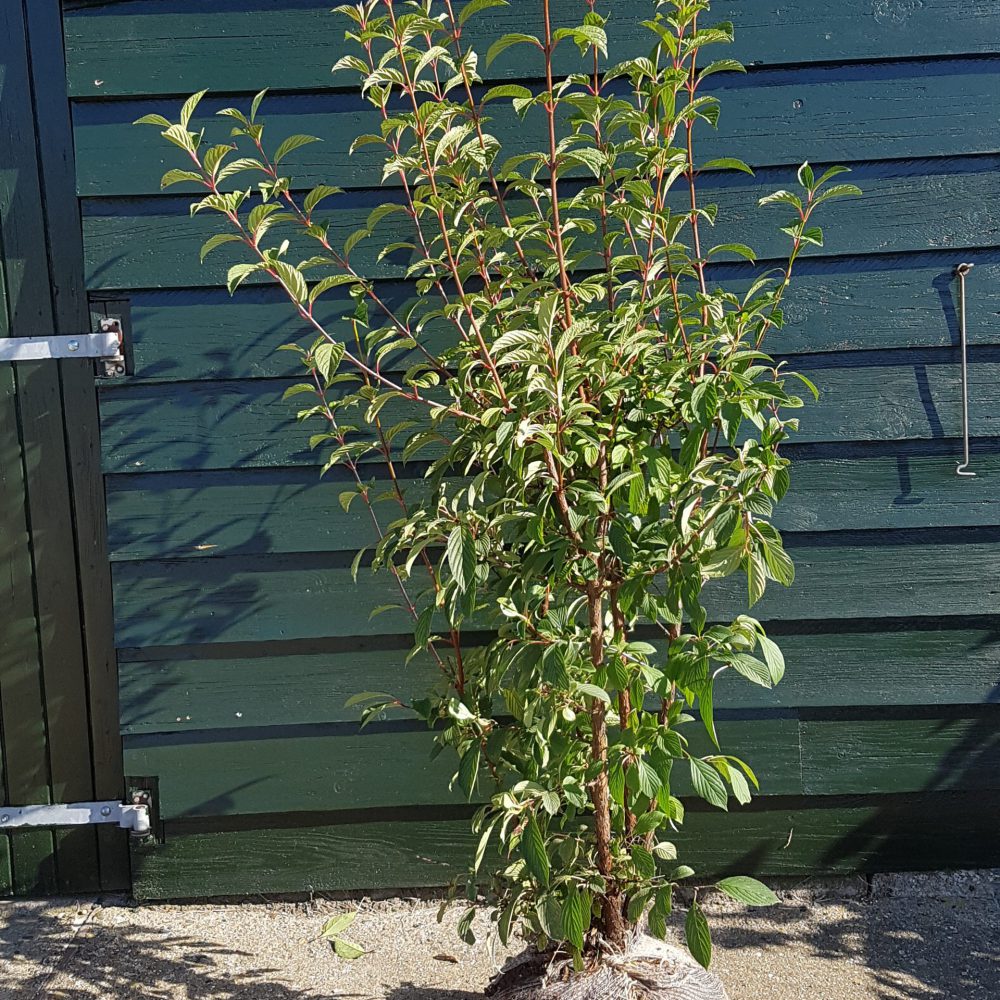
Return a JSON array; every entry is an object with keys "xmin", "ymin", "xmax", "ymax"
[{"xmin": 139, "ymin": 0, "xmax": 858, "ymax": 967}]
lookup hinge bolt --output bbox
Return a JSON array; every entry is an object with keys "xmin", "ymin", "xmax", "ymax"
[
  {"xmin": 100, "ymin": 805, "xmax": 112, "ymax": 817},
  {"xmin": 67, "ymin": 339, "xmax": 80, "ymax": 353},
  {"xmin": 0, "ymin": 815, "xmax": 9, "ymax": 824}
]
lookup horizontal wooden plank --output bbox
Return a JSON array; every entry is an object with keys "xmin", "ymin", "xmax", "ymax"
[
  {"xmin": 91, "ymin": 250, "xmax": 1000, "ymax": 384},
  {"xmin": 130, "ymin": 816, "xmax": 477, "ymax": 900},
  {"xmin": 96, "ymin": 359, "xmax": 1000, "ymax": 475},
  {"xmin": 118, "ymin": 629, "xmax": 1000, "ymax": 736},
  {"xmin": 123, "ymin": 719, "xmax": 803, "ymax": 819},
  {"xmin": 130, "ymin": 790, "xmax": 1000, "ymax": 899},
  {"xmin": 65, "ymin": 1, "xmax": 1000, "ymax": 100},
  {"xmin": 74, "ymin": 60, "xmax": 1000, "ymax": 197},
  {"xmin": 80, "ymin": 159, "xmax": 1000, "ymax": 290},
  {"xmin": 110, "ymin": 536, "xmax": 1000, "ymax": 648},
  {"xmin": 801, "ymin": 715, "xmax": 1000, "ymax": 795},
  {"xmin": 104, "ymin": 451, "xmax": 1000, "ymax": 562}
]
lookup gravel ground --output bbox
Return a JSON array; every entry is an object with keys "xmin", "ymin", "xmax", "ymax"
[{"xmin": 1, "ymin": 871, "xmax": 997, "ymax": 999}]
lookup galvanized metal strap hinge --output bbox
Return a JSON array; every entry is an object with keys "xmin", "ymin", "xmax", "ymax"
[
  {"xmin": 0, "ymin": 317, "xmax": 125, "ymax": 377},
  {"xmin": 0, "ymin": 799, "xmax": 150, "ymax": 835}
]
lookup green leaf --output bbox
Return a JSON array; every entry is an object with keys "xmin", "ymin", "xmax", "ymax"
[
  {"xmin": 727, "ymin": 765, "xmax": 752, "ymax": 806},
  {"xmin": 498, "ymin": 895, "xmax": 519, "ymax": 946},
  {"xmin": 634, "ymin": 757, "xmax": 660, "ymax": 799},
  {"xmin": 321, "ymin": 912, "xmax": 356, "ymax": 938},
  {"xmin": 535, "ymin": 894, "xmax": 563, "ymax": 940},
  {"xmin": 757, "ymin": 633, "xmax": 785, "ymax": 685},
  {"xmin": 554, "ymin": 23, "xmax": 608, "ymax": 56},
  {"xmin": 309, "ymin": 274, "xmax": 358, "ymax": 305},
  {"xmin": 685, "ymin": 901, "xmax": 712, "ymax": 969},
  {"xmin": 446, "ymin": 524, "xmax": 476, "ymax": 594},
  {"xmin": 486, "ymin": 33, "xmax": 540, "ymax": 67},
  {"xmin": 227, "ymin": 262, "xmax": 261, "ymax": 294},
  {"xmin": 333, "ymin": 938, "xmax": 365, "ymax": 960},
  {"xmin": 562, "ymin": 885, "xmax": 585, "ymax": 951},
  {"xmin": 274, "ymin": 133, "xmax": 321, "ymax": 164},
  {"xmin": 725, "ymin": 653, "xmax": 772, "ymax": 689},
  {"xmin": 343, "ymin": 227, "xmax": 368, "ymax": 258},
  {"xmin": 133, "ymin": 113, "xmax": 172, "ymax": 128},
  {"xmin": 633, "ymin": 810, "xmax": 665, "ymax": 837},
  {"xmin": 701, "ymin": 546, "xmax": 742, "ymax": 579},
  {"xmin": 200, "ymin": 233, "xmax": 241, "ymax": 262},
  {"xmin": 699, "ymin": 58, "xmax": 746, "ymax": 79},
  {"xmin": 520, "ymin": 815, "xmax": 550, "ymax": 886},
  {"xmin": 483, "ymin": 84, "xmax": 533, "ymax": 105},
  {"xmin": 816, "ymin": 183, "xmax": 863, "ymax": 204},
  {"xmin": 250, "ymin": 88, "xmax": 268, "ymax": 122},
  {"xmin": 179, "ymin": 89, "xmax": 208, "ymax": 128},
  {"xmin": 758, "ymin": 189, "xmax": 802, "ymax": 210},
  {"xmin": 763, "ymin": 541, "xmax": 795, "ymax": 587},
  {"xmin": 745, "ymin": 552, "xmax": 767, "ymax": 606},
  {"xmin": 413, "ymin": 606, "xmax": 434, "ymax": 650},
  {"xmin": 273, "ymin": 261, "xmax": 309, "ymax": 304},
  {"xmin": 815, "ymin": 164, "xmax": 851, "ymax": 186},
  {"xmin": 631, "ymin": 844, "xmax": 656, "ymax": 879},
  {"xmin": 576, "ymin": 683, "xmax": 611, "ymax": 705},
  {"xmin": 160, "ymin": 168, "xmax": 203, "ymax": 189},
  {"xmin": 473, "ymin": 817, "xmax": 499, "ymax": 874},
  {"xmin": 457, "ymin": 906, "xmax": 476, "ymax": 946},
  {"xmin": 314, "ymin": 341, "xmax": 345, "ymax": 382},
  {"xmin": 304, "ymin": 184, "xmax": 343, "ymax": 215},
  {"xmin": 701, "ymin": 156, "xmax": 754, "ymax": 177},
  {"xmin": 457, "ymin": 745, "xmax": 480, "ymax": 800},
  {"xmin": 344, "ymin": 691, "xmax": 393, "ymax": 708},
  {"xmin": 699, "ymin": 681, "xmax": 719, "ymax": 749},
  {"xmin": 689, "ymin": 758, "xmax": 728, "ymax": 811},
  {"xmin": 707, "ymin": 242, "xmax": 756, "ymax": 261},
  {"xmin": 716, "ymin": 876, "xmax": 778, "ymax": 907},
  {"xmin": 459, "ymin": 0, "xmax": 508, "ymax": 25}
]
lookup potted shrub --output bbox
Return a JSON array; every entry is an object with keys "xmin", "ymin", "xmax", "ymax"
[{"xmin": 139, "ymin": 1, "xmax": 858, "ymax": 995}]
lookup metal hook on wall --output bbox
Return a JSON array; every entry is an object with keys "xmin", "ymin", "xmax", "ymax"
[{"xmin": 955, "ymin": 262, "xmax": 975, "ymax": 477}]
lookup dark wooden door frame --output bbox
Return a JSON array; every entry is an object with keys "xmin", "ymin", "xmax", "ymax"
[{"xmin": 0, "ymin": 0, "xmax": 127, "ymax": 894}]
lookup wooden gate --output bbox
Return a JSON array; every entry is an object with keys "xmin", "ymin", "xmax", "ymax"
[
  {"xmin": 53, "ymin": 0, "xmax": 1000, "ymax": 898},
  {"xmin": 0, "ymin": 0, "xmax": 127, "ymax": 895}
]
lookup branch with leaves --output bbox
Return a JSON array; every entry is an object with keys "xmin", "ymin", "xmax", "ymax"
[{"xmin": 139, "ymin": 0, "xmax": 859, "ymax": 971}]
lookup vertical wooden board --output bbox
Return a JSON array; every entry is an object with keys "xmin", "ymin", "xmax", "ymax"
[
  {"xmin": 0, "ymin": 0, "xmax": 98, "ymax": 891},
  {"xmin": 0, "ymin": 247, "xmax": 56, "ymax": 899},
  {"xmin": 25, "ymin": 0, "xmax": 129, "ymax": 892},
  {"xmin": 0, "ymin": 837, "xmax": 11, "ymax": 896}
]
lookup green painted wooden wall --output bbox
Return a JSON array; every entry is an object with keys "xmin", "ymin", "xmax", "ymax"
[{"xmin": 62, "ymin": 0, "xmax": 1000, "ymax": 899}]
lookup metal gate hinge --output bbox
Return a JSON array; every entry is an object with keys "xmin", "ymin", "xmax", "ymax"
[
  {"xmin": 0, "ymin": 317, "xmax": 125, "ymax": 376},
  {"xmin": 0, "ymin": 800, "xmax": 151, "ymax": 835}
]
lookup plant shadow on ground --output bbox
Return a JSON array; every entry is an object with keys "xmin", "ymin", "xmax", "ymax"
[
  {"xmin": 387, "ymin": 987, "xmax": 481, "ymax": 1000},
  {"xmin": 1, "ymin": 882, "xmax": 998, "ymax": 1000},
  {"xmin": 0, "ymin": 903, "xmax": 337, "ymax": 1000},
  {"xmin": 707, "ymin": 876, "xmax": 1000, "ymax": 1000}
]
